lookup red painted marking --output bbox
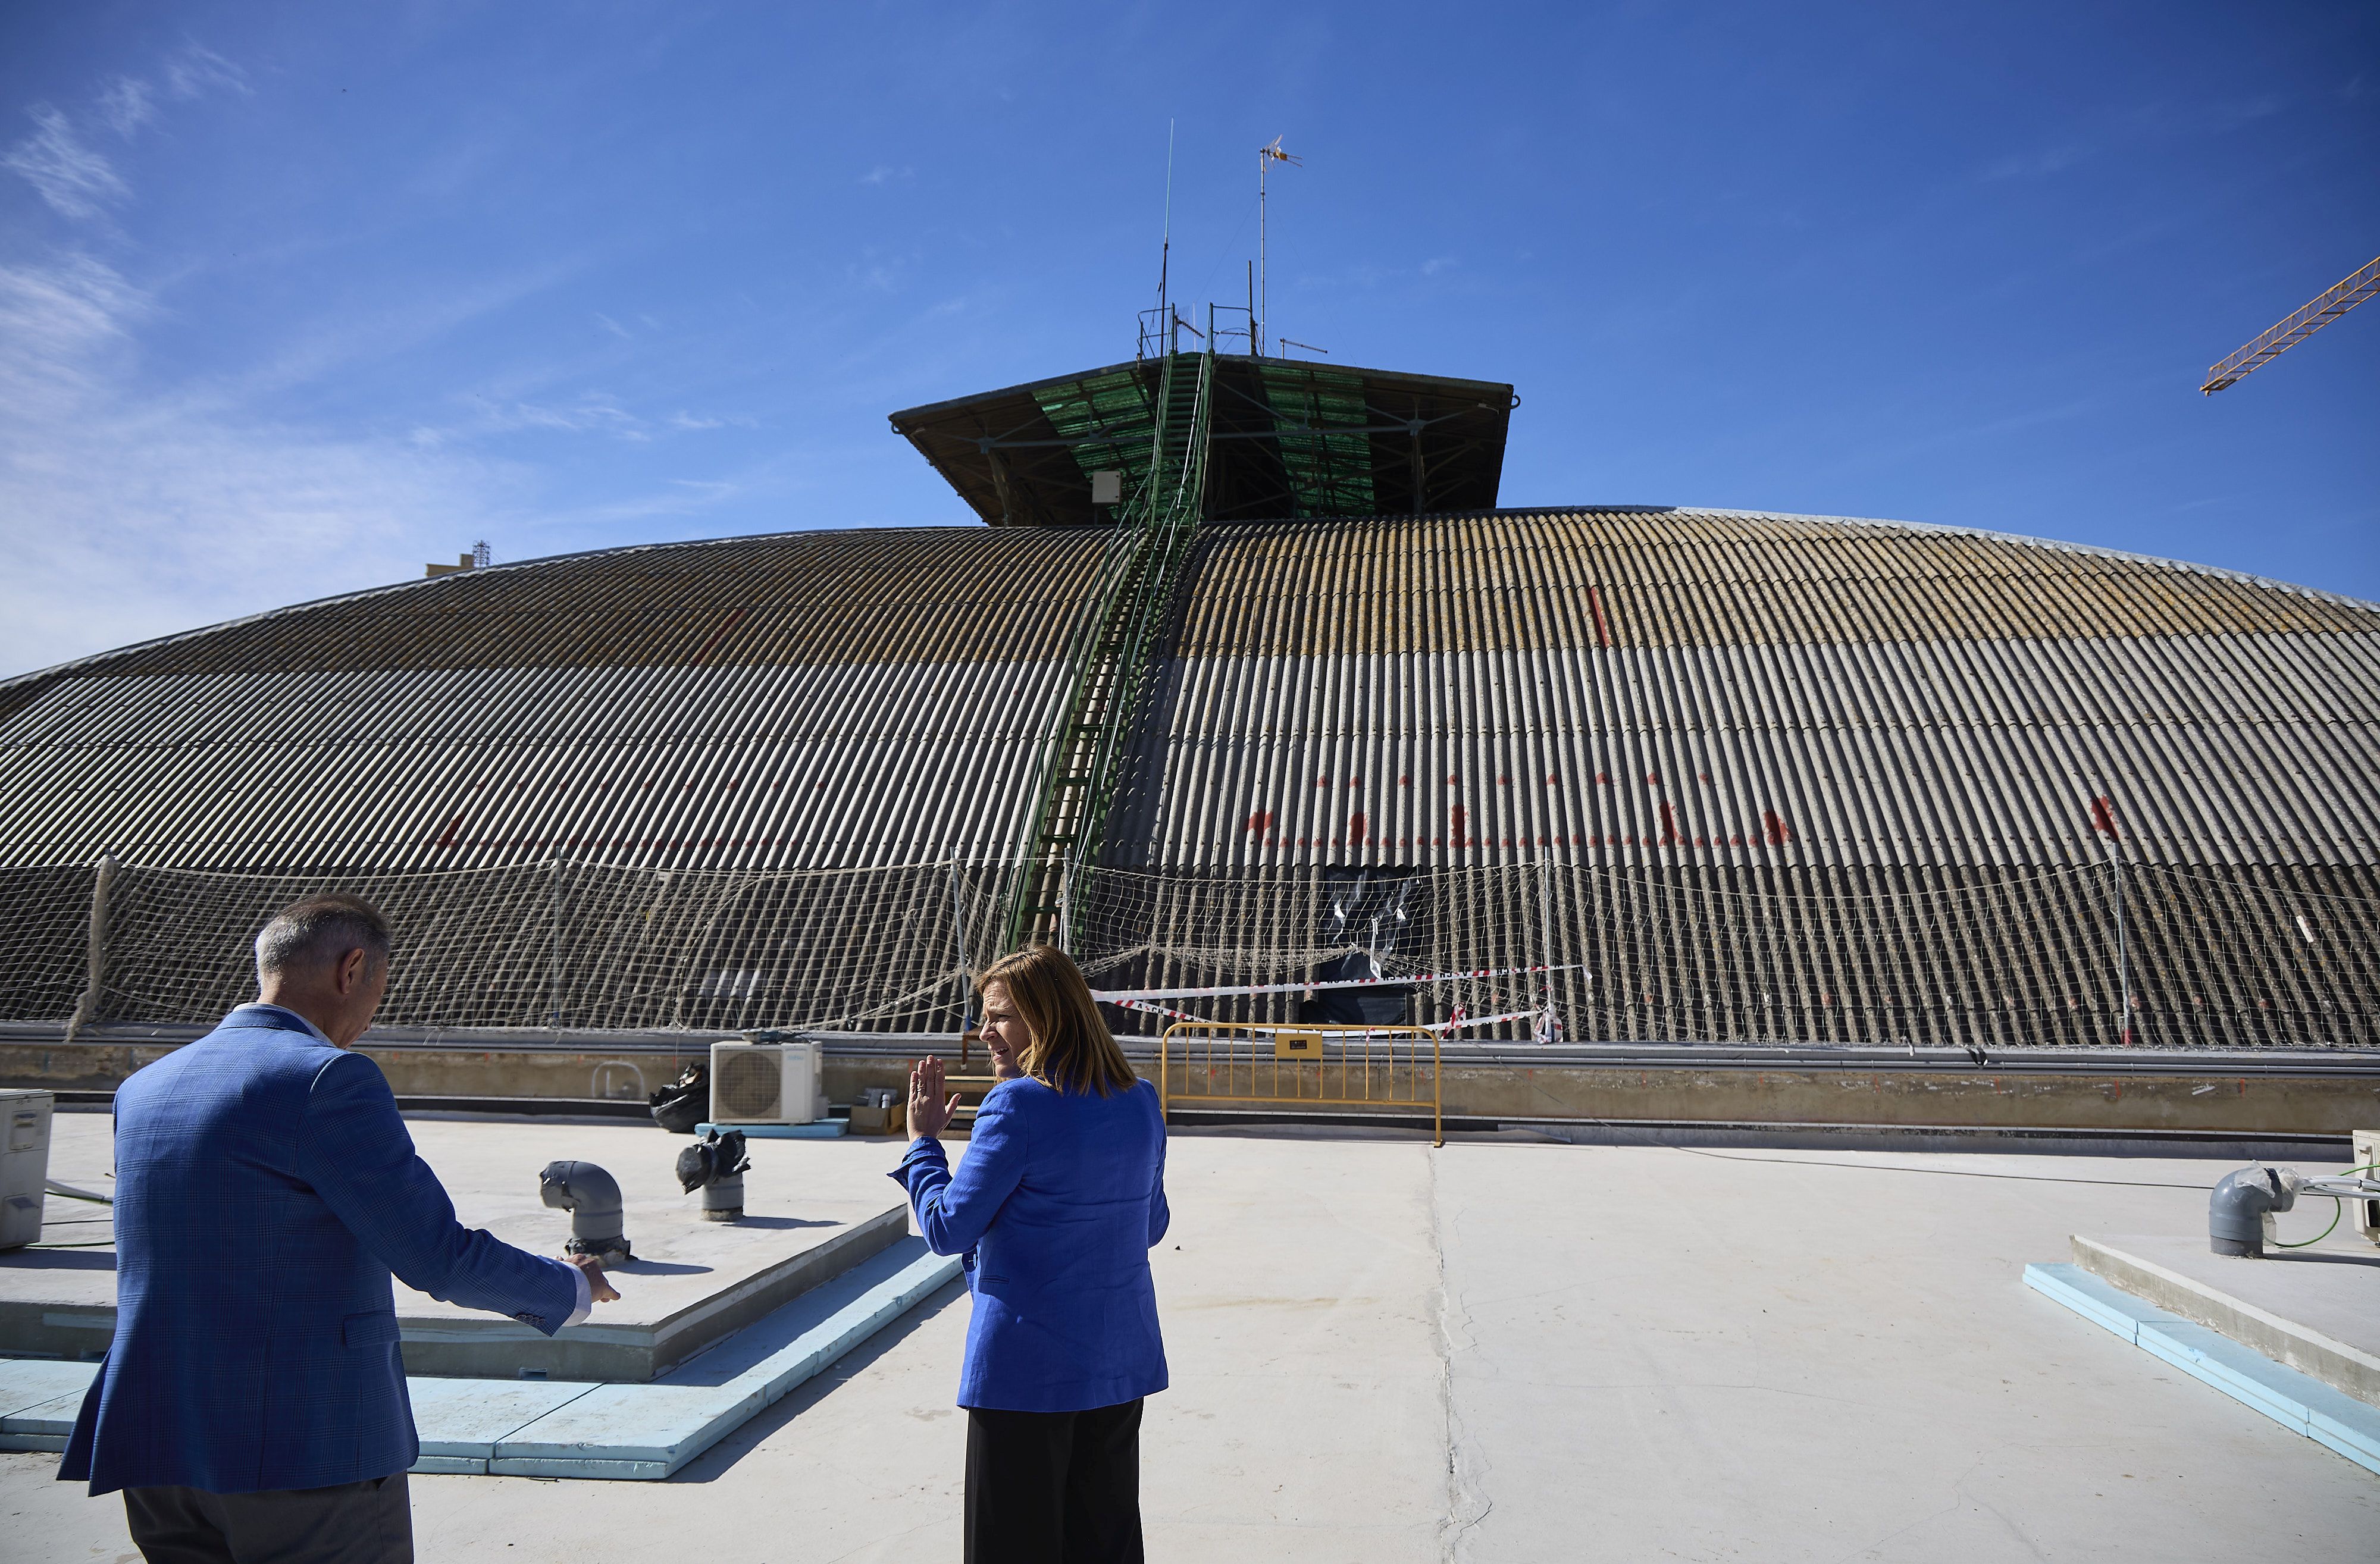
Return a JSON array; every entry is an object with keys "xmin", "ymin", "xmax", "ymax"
[
  {"xmin": 1596, "ymin": 772, "xmax": 1611, "ymax": 784},
  {"xmin": 1451, "ymin": 804, "xmax": 1468, "ymax": 841},
  {"xmin": 1496, "ymin": 775, "xmax": 1510, "ymax": 785},
  {"xmin": 691, "ymin": 606, "xmax": 748, "ymax": 665},
  {"xmin": 1244, "ymin": 810, "xmax": 1274, "ymax": 835},
  {"xmin": 1764, "ymin": 809, "xmax": 1794, "ymax": 845},
  {"xmin": 1588, "ymin": 584, "xmax": 1612, "ymax": 648},
  {"xmin": 1646, "ymin": 772, "xmax": 1660, "ymax": 786},
  {"xmin": 1447, "ymin": 773, "xmax": 1461, "ymax": 786},
  {"xmin": 1399, "ymin": 775, "xmax": 1411, "ymax": 785},
  {"xmin": 434, "ymin": 816, "xmax": 463, "ymax": 850},
  {"xmin": 1348, "ymin": 811, "xmax": 1370, "ymax": 845},
  {"xmin": 1315, "ymin": 778, "xmax": 1331, "ymax": 788},
  {"xmin": 1546, "ymin": 773, "xmax": 1559, "ymax": 785},
  {"xmin": 1660, "ymin": 802, "xmax": 1684, "ymax": 845},
  {"xmin": 2090, "ymin": 795, "xmax": 2121, "ymax": 841}
]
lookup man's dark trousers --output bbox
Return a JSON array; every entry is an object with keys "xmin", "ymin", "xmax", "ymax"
[
  {"xmin": 964, "ymin": 1399, "xmax": 1144, "ymax": 1563},
  {"xmin": 123, "ymin": 1474, "xmax": 412, "ymax": 1564}
]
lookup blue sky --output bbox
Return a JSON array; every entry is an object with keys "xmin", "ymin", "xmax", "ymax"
[{"xmin": 1, "ymin": 3, "xmax": 2373, "ymax": 678}]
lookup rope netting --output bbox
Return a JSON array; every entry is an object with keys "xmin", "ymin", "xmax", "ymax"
[
  {"xmin": 2, "ymin": 855, "xmax": 2373, "ymax": 1048},
  {"xmin": 0, "ymin": 863, "xmax": 97, "ymax": 1021},
  {"xmin": 1060, "ymin": 861, "xmax": 2380, "ymax": 1048},
  {"xmin": 64, "ymin": 860, "xmax": 982, "ymax": 1034}
]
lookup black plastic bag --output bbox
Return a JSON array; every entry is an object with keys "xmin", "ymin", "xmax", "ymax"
[{"xmin": 649, "ymin": 1061, "xmax": 709, "ymax": 1134}]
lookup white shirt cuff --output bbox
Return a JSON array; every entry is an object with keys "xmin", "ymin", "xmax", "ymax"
[{"xmin": 562, "ymin": 1260, "xmax": 593, "ymax": 1327}]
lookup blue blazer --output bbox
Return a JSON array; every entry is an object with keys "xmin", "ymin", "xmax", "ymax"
[
  {"xmin": 60, "ymin": 1007, "xmax": 580, "ymax": 1496},
  {"xmin": 891, "ymin": 1076, "xmax": 1169, "ymax": 1412}
]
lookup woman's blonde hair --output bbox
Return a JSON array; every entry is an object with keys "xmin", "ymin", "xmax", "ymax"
[{"xmin": 977, "ymin": 945, "xmax": 1138, "ymax": 1096}]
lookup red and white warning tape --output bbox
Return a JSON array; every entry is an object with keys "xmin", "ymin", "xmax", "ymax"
[
  {"xmin": 1090, "ymin": 963, "xmax": 1582, "ymax": 1004},
  {"xmin": 1108, "ymin": 995, "xmax": 1543, "ymax": 1037}
]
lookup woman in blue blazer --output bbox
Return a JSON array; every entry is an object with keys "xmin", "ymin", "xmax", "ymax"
[{"xmin": 892, "ymin": 944, "xmax": 1169, "ymax": 1564}]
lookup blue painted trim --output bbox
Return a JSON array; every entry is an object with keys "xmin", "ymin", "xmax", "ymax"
[
  {"xmin": 695, "ymin": 1120, "xmax": 848, "ymax": 1139},
  {"xmin": 412, "ymin": 1239, "xmax": 962, "ymax": 1480},
  {"xmin": 2024, "ymin": 1262, "xmax": 2380, "ymax": 1477}
]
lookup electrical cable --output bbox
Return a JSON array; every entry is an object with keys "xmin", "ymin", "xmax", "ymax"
[{"xmin": 2270, "ymin": 1162, "xmax": 2378, "ymax": 1249}]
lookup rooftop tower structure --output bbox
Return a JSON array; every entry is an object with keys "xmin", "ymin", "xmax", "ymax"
[{"xmin": 889, "ymin": 312, "xmax": 1517, "ymax": 949}]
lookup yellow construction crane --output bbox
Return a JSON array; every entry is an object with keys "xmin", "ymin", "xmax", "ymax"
[{"xmin": 2202, "ymin": 256, "xmax": 2380, "ymax": 393}]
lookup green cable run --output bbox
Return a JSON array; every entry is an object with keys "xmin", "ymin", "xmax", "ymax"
[{"xmin": 2270, "ymin": 1161, "xmax": 2379, "ymax": 1249}]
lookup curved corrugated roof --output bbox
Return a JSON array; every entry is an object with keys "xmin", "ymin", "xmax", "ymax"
[{"xmin": 1, "ymin": 509, "xmax": 2374, "ymax": 874}]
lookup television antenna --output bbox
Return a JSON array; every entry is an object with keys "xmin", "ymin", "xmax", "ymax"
[{"xmin": 1257, "ymin": 136, "xmax": 1301, "ymax": 358}]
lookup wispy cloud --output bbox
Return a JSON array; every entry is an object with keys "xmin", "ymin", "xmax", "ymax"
[
  {"xmin": 4, "ymin": 106, "xmax": 129, "ymax": 219},
  {"xmin": 859, "ymin": 164, "xmax": 913, "ymax": 186},
  {"xmin": 162, "ymin": 43, "xmax": 250, "ymax": 102},
  {"xmin": 0, "ymin": 255, "xmax": 528, "ymax": 678},
  {"xmin": 95, "ymin": 77, "xmax": 156, "ymax": 138}
]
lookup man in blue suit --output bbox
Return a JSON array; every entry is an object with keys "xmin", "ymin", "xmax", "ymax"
[{"xmin": 60, "ymin": 894, "xmax": 619, "ymax": 1563}]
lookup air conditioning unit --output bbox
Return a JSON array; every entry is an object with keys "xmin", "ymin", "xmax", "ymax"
[{"xmin": 709, "ymin": 1040, "xmax": 820, "ymax": 1126}]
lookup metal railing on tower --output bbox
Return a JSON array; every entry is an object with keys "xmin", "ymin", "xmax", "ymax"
[{"xmin": 1001, "ymin": 316, "xmax": 1217, "ymax": 952}]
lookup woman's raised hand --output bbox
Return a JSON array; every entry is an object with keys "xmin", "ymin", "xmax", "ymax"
[{"xmin": 909, "ymin": 1055, "xmax": 962, "ymax": 1139}]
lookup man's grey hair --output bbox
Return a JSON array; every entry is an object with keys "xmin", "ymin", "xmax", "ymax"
[{"xmin": 254, "ymin": 894, "xmax": 393, "ymax": 979}]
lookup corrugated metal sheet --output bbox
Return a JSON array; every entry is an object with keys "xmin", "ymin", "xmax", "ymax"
[
  {"xmin": 1179, "ymin": 510, "xmax": 2376, "ymax": 654},
  {"xmin": 0, "ymin": 526, "xmax": 1102, "ymax": 702},
  {"xmin": 0, "ymin": 660, "xmax": 1069, "ymax": 870},
  {"xmin": 1, "ymin": 507, "xmax": 2373, "ymax": 877},
  {"xmin": 1109, "ymin": 639, "xmax": 2380, "ymax": 870}
]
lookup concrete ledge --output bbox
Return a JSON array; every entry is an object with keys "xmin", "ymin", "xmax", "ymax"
[
  {"xmin": 2024, "ymin": 1262, "xmax": 2380, "ymax": 1475},
  {"xmin": 11, "ymin": 1032, "xmax": 2378, "ymax": 1139},
  {"xmin": 0, "ymin": 1239, "xmax": 962, "ymax": 1473},
  {"xmin": 451, "ymin": 1237, "xmax": 963, "ymax": 1480},
  {"xmin": 0, "ymin": 1359, "xmax": 95, "ymax": 1453},
  {"xmin": 2072, "ymin": 1233, "xmax": 2380, "ymax": 1408}
]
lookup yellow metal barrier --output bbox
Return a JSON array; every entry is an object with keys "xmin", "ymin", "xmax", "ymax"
[{"xmin": 1158, "ymin": 1020, "xmax": 1442, "ymax": 1146}]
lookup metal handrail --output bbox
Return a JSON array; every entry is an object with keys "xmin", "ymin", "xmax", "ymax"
[{"xmin": 1158, "ymin": 1018, "xmax": 1442, "ymax": 1146}]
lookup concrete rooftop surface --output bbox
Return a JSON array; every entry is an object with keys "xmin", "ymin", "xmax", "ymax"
[{"xmin": 5, "ymin": 1119, "xmax": 2377, "ymax": 1562}]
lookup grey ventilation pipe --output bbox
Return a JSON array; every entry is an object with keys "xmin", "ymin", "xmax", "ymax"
[
  {"xmin": 539, "ymin": 1160, "xmax": 632, "ymax": 1265},
  {"xmin": 2209, "ymin": 1164, "xmax": 2297, "ymax": 1257},
  {"xmin": 675, "ymin": 1129, "xmax": 751, "ymax": 1222}
]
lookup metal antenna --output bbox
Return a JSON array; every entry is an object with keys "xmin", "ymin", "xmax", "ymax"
[
  {"xmin": 1257, "ymin": 136, "xmax": 1301, "ymax": 359},
  {"xmin": 1157, "ymin": 121, "xmax": 1175, "ymax": 334}
]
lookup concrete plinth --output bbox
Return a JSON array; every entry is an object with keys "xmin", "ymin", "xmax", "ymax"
[
  {"xmin": 0, "ymin": 1115, "xmax": 916, "ymax": 1381},
  {"xmin": 2074, "ymin": 1230, "xmax": 2380, "ymax": 1408}
]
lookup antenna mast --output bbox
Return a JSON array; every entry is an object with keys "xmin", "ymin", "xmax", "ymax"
[
  {"xmin": 1157, "ymin": 121, "xmax": 1175, "ymax": 330},
  {"xmin": 1258, "ymin": 136, "xmax": 1301, "ymax": 359}
]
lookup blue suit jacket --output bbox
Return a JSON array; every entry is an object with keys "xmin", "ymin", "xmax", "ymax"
[
  {"xmin": 60, "ymin": 1007, "xmax": 580, "ymax": 1495},
  {"xmin": 891, "ymin": 1076, "xmax": 1169, "ymax": 1412}
]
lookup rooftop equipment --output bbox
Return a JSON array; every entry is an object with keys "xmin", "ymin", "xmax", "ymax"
[
  {"xmin": 538, "ymin": 1159, "xmax": 631, "ymax": 1266},
  {"xmin": 675, "ymin": 1127, "xmax": 750, "ymax": 1222},
  {"xmin": 2209, "ymin": 1161, "xmax": 2380, "ymax": 1256},
  {"xmin": 709, "ymin": 1037, "xmax": 821, "ymax": 1126},
  {"xmin": 1, "ymin": 1090, "xmax": 53, "ymax": 1251}
]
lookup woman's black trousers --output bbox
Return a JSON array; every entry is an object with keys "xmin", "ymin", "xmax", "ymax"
[{"xmin": 964, "ymin": 1398, "xmax": 1144, "ymax": 1563}]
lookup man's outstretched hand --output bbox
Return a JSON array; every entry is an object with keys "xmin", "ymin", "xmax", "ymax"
[
  {"xmin": 909, "ymin": 1055, "xmax": 962, "ymax": 1139},
  {"xmin": 565, "ymin": 1251, "xmax": 621, "ymax": 1303}
]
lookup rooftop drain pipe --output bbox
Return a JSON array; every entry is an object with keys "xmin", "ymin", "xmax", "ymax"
[
  {"xmin": 676, "ymin": 1129, "xmax": 751, "ymax": 1222},
  {"xmin": 2210, "ymin": 1162, "xmax": 2380, "ymax": 1256},
  {"xmin": 539, "ymin": 1160, "xmax": 632, "ymax": 1265},
  {"xmin": 2209, "ymin": 1165, "xmax": 2297, "ymax": 1256}
]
